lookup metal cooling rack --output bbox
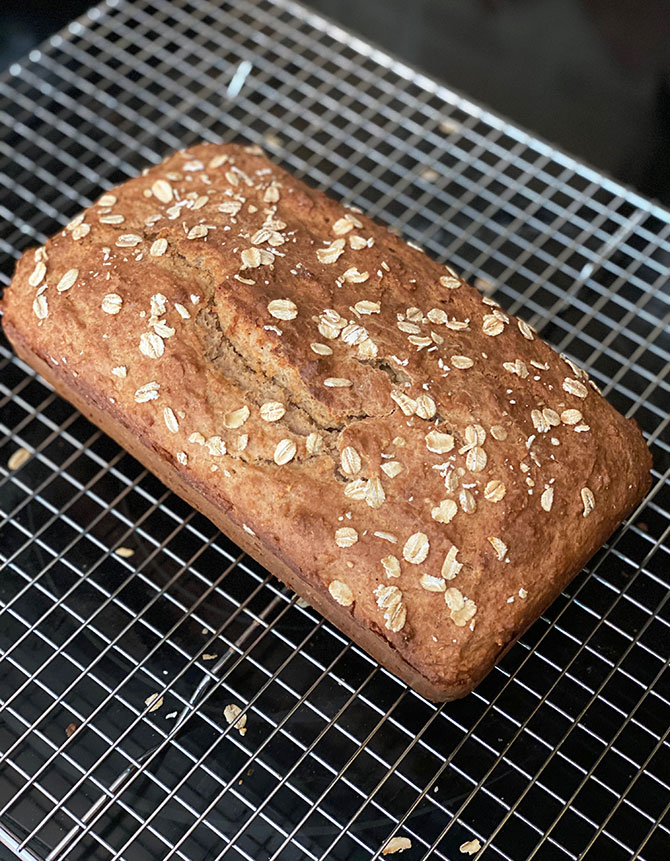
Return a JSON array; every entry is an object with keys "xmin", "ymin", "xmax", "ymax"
[{"xmin": 0, "ymin": 0, "xmax": 669, "ymax": 858}]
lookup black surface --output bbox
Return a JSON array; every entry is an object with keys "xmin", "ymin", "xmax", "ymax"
[{"xmin": 1, "ymin": 0, "xmax": 670, "ymax": 206}]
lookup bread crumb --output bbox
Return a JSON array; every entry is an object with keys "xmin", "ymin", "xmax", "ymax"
[
  {"xmin": 460, "ymin": 838, "xmax": 482, "ymax": 855},
  {"xmin": 65, "ymin": 722, "xmax": 78, "ymax": 738},
  {"xmin": 8, "ymin": 447, "xmax": 31, "ymax": 471},
  {"xmin": 382, "ymin": 836, "xmax": 412, "ymax": 854},
  {"xmin": 224, "ymin": 703, "xmax": 247, "ymax": 736},
  {"xmin": 145, "ymin": 693, "xmax": 163, "ymax": 712},
  {"xmin": 202, "ymin": 653, "xmax": 218, "ymax": 661}
]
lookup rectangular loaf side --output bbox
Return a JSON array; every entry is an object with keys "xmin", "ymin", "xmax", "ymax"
[{"xmin": 1, "ymin": 143, "xmax": 651, "ymax": 700}]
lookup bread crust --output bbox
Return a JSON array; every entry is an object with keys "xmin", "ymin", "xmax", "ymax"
[{"xmin": 1, "ymin": 143, "xmax": 651, "ymax": 700}]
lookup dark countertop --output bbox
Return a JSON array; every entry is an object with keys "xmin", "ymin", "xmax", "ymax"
[{"xmin": 2, "ymin": 0, "xmax": 670, "ymax": 205}]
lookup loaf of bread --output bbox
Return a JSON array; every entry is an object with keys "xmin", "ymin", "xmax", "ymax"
[{"xmin": 1, "ymin": 143, "xmax": 651, "ymax": 700}]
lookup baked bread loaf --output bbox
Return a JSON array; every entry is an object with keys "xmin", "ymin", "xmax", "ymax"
[{"xmin": 1, "ymin": 143, "xmax": 651, "ymax": 700}]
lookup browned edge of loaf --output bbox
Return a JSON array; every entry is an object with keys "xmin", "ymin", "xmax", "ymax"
[{"xmin": 3, "ymin": 320, "xmax": 651, "ymax": 700}]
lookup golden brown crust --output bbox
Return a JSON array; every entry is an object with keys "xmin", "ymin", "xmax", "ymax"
[{"xmin": 1, "ymin": 142, "xmax": 652, "ymax": 700}]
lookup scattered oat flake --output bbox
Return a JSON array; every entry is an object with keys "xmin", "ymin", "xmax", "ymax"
[
  {"xmin": 415, "ymin": 394, "xmax": 436, "ymax": 419},
  {"xmin": 202, "ymin": 653, "xmax": 218, "ymax": 660},
  {"xmin": 114, "ymin": 547, "xmax": 134, "ymax": 558},
  {"xmin": 102, "ymin": 293, "xmax": 123, "ymax": 315},
  {"xmin": 403, "ymin": 532, "xmax": 429, "ymax": 564},
  {"xmin": 274, "ymin": 439, "xmax": 296, "ymax": 466},
  {"xmin": 306, "ymin": 432, "xmax": 323, "ymax": 455},
  {"xmin": 33, "ymin": 294, "xmax": 48, "ymax": 319},
  {"xmin": 518, "ymin": 319, "xmax": 534, "ymax": 340},
  {"xmin": 268, "ymin": 298, "xmax": 297, "ymax": 320},
  {"xmin": 145, "ymin": 693, "xmax": 163, "ymax": 712},
  {"xmin": 134, "ymin": 381, "xmax": 160, "ymax": 402},
  {"xmin": 381, "ymin": 555, "xmax": 401, "ymax": 578},
  {"xmin": 28, "ymin": 261, "xmax": 47, "ymax": 287},
  {"xmin": 342, "ymin": 266, "xmax": 369, "ymax": 284},
  {"xmin": 541, "ymin": 486, "xmax": 554, "ymax": 512},
  {"xmin": 561, "ymin": 408, "xmax": 582, "ymax": 425},
  {"xmin": 482, "ymin": 314, "xmax": 504, "ymax": 336},
  {"xmin": 365, "ymin": 476, "xmax": 386, "ymax": 509},
  {"xmin": 382, "ymin": 836, "xmax": 412, "ymax": 855},
  {"xmin": 116, "ymin": 233, "xmax": 142, "ymax": 247},
  {"xmin": 374, "ymin": 584, "xmax": 406, "ymax": 632},
  {"xmin": 442, "ymin": 546, "xmax": 462, "ymax": 580},
  {"xmin": 163, "ymin": 407, "xmax": 179, "ymax": 433},
  {"xmin": 139, "ymin": 332, "xmax": 164, "ymax": 359},
  {"xmin": 208, "ymin": 153, "xmax": 228, "ymax": 169},
  {"xmin": 581, "ymin": 487, "xmax": 595, "ymax": 517},
  {"xmin": 432, "ymin": 499, "xmax": 458, "ymax": 524},
  {"xmin": 329, "ymin": 580, "xmax": 354, "ymax": 606},
  {"xmin": 57, "ymin": 268, "xmax": 78, "ymax": 293},
  {"xmin": 425, "ymin": 430, "xmax": 454, "ymax": 454},
  {"xmin": 72, "ymin": 223, "xmax": 91, "ymax": 240},
  {"xmin": 381, "ymin": 461, "xmax": 403, "ymax": 478},
  {"xmin": 451, "ymin": 355, "xmax": 474, "ymax": 369},
  {"xmin": 224, "ymin": 703, "xmax": 247, "ymax": 735},
  {"xmin": 317, "ymin": 239, "xmax": 346, "ymax": 264},
  {"xmin": 460, "ymin": 838, "xmax": 482, "ymax": 855},
  {"xmin": 466, "ymin": 446, "xmax": 487, "ymax": 472},
  {"xmin": 224, "ymin": 405, "xmax": 250, "ymax": 429},
  {"xmin": 563, "ymin": 377, "xmax": 588, "ymax": 398},
  {"xmin": 340, "ymin": 446, "xmax": 362, "ymax": 476},
  {"xmin": 421, "ymin": 573, "xmax": 446, "ymax": 592},
  {"xmin": 150, "ymin": 237, "xmax": 168, "ymax": 257},
  {"xmin": 152, "ymin": 179, "xmax": 173, "ymax": 203},
  {"xmin": 484, "ymin": 480, "xmax": 506, "ymax": 502},
  {"xmin": 332, "ymin": 216, "xmax": 354, "ymax": 236},
  {"xmin": 187, "ymin": 224, "xmax": 209, "ymax": 240},
  {"xmin": 335, "ymin": 527, "xmax": 358, "ymax": 548},
  {"xmin": 391, "ymin": 390, "xmax": 417, "ymax": 416},
  {"xmin": 260, "ymin": 401, "xmax": 285, "ymax": 422},
  {"xmin": 8, "ymin": 447, "xmax": 30, "ymax": 471},
  {"xmin": 354, "ymin": 300, "xmax": 380, "ymax": 315},
  {"xmin": 445, "ymin": 587, "xmax": 477, "ymax": 626},
  {"xmin": 488, "ymin": 536, "xmax": 508, "ymax": 560},
  {"xmin": 241, "ymin": 246, "xmax": 262, "ymax": 268}
]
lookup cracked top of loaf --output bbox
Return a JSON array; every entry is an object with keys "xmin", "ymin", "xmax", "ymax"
[{"xmin": 2, "ymin": 142, "xmax": 651, "ymax": 699}]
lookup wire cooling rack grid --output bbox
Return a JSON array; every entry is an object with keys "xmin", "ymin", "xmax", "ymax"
[{"xmin": 0, "ymin": 1, "xmax": 669, "ymax": 859}]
